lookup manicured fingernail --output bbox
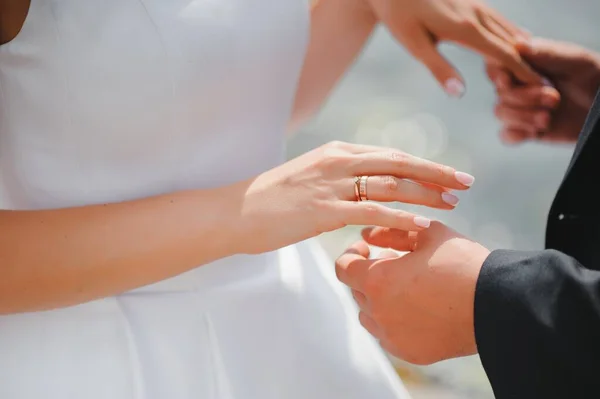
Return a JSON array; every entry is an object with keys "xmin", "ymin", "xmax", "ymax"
[
  {"xmin": 542, "ymin": 77, "xmax": 554, "ymax": 87},
  {"xmin": 455, "ymin": 171, "xmax": 475, "ymax": 186},
  {"xmin": 414, "ymin": 217, "xmax": 431, "ymax": 228},
  {"xmin": 442, "ymin": 192, "xmax": 460, "ymax": 206},
  {"xmin": 444, "ymin": 78, "xmax": 465, "ymax": 98}
]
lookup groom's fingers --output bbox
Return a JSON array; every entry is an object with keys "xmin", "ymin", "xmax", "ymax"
[
  {"xmin": 486, "ymin": 64, "xmax": 513, "ymax": 91},
  {"xmin": 500, "ymin": 128, "xmax": 530, "ymax": 144},
  {"xmin": 498, "ymin": 85, "xmax": 560, "ymax": 108},
  {"xmin": 345, "ymin": 240, "xmax": 371, "ymax": 259},
  {"xmin": 361, "ymin": 227, "xmax": 418, "ymax": 252},
  {"xmin": 494, "ymin": 105, "xmax": 550, "ymax": 131},
  {"xmin": 335, "ymin": 242, "xmax": 376, "ymax": 291},
  {"xmin": 486, "ymin": 63, "xmax": 560, "ymax": 110},
  {"xmin": 352, "ymin": 289, "xmax": 370, "ymax": 313}
]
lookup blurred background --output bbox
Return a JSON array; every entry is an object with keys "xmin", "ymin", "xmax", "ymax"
[{"xmin": 288, "ymin": 0, "xmax": 600, "ymax": 397}]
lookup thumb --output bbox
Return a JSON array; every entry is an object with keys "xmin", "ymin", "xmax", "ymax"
[{"xmin": 412, "ymin": 220, "xmax": 453, "ymax": 248}]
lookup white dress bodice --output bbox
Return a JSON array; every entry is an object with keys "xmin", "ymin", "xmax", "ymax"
[
  {"xmin": 0, "ymin": 1, "xmax": 410, "ymax": 398},
  {"xmin": 0, "ymin": 0, "xmax": 303, "ymax": 208}
]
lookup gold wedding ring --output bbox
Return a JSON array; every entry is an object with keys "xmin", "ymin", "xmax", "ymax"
[
  {"xmin": 354, "ymin": 176, "xmax": 361, "ymax": 201},
  {"xmin": 354, "ymin": 176, "xmax": 369, "ymax": 201},
  {"xmin": 359, "ymin": 176, "xmax": 369, "ymax": 201}
]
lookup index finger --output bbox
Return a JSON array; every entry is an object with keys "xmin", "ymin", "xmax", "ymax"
[
  {"xmin": 498, "ymin": 85, "xmax": 560, "ymax": 108},
  {"xmin": 351, "ymin": 151, "xmax": 475, "ymax": 190}
]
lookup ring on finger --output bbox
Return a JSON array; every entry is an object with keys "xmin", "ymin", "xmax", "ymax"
[
  {"xmin": 354, "ymin": 176, "xmax": 361, "ymax": 201},
  {"xmin": 359, "ymin": 176, "xmax": 369, "ymax": 201},
  {"xmin": 353, "ymin": 176, "xmax": 369, "ymax": 201}
]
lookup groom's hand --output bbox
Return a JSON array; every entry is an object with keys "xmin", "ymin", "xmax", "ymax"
[
  {"xmin": 488, "ymin": 38, "xmax": 600, "ymax": 144},
  {"xmin": 335, "ymin": 223, "xmax": 489, "ymax": 365}
]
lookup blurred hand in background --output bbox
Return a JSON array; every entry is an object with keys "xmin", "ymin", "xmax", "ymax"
[
  {"xmin": 365, "ymin": 0, "xmax": 541, "ymax": 96},
  {"xmin": 488, "ymin": 38, "xmax": 600, "ymax": 144}
]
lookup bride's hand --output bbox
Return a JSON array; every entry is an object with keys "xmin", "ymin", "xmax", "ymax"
[
  {"xmin": 365, "ymin": 0, "xmax": 541, "ymax": 96},
  {"xmin": 235, "ymin": 141, "xmax": 474, "ymax": 254}
]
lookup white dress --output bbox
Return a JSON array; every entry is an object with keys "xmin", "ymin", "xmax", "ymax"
[{"xmin": 0, "ymin": 1, "xmax": 411, "ymax": 398}]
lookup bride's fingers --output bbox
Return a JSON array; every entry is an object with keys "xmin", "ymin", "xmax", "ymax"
[
  {"xmin": 336, "ymin": 202, "xmax": 432, "ymax": 231},
  {"xmin": 416, "ymin": 181, "xmax": 451, "ymax": 193},
  {"xmin": 361, "ymin": 227, "xmax": 418, "ymax": 251},
  {"xmin": 480, "ymin": 14, "xmax": 515, "ymax": 45},
  {"xmin": 479, "ymin": 6, "xmax": 526, "ymax": 41},
  {"xmin": 351, "ymin": 152, "xmax": 475, "ymax": 190},
  {"xmin": 325, "ymin": 141, "xmax": 389, "ymax": 155},
  {"xmin": 343, "ymin": 176, "xmax": 459, "ymax": 209},
  {"xmin": 352, "ymin": 289, "xmax": 370, "ymax": 313},
  {"xmin": 401, "ymin": 27, "xmax": 465, "ymax": 97},
  {"xmin": 465, "ymin": 26, "xmax": 540, "ymax": 85}
]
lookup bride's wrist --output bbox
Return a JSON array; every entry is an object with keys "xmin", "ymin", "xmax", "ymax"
[
  {"xmin": 218, "ymin": 178, "xmax": 266, "ymax": 256},
  {"xmin": 183, "ymin": 182, "xmax": 253, "ymax": 259}
]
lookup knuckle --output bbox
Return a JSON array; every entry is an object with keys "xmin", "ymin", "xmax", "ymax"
[
  {"xmin": 455, "ymin": 18, "xmax": 478, "ymax": 33},
  {"xmin": 434, "ymin": 162, "xmax": 454, "ymax": 179},
  {"xmin": 427, "ymin": 220, "xmax": 449, "ymax": 237},
  {"xmin": 361, "ymin": 203, "xmax": 381, "ymax": 217},
  {"xmin": 363, "ymin": 267, "xmax": 386, "ymax": 296},
  {"xmin": 382, "ymin": 176, "xmax": 400, "ymax": 194},
  {"xmin": 323, "ymin": 140, "xmax": 353, "ymax": 153},
  {"xmin": 325, "ymin": 140, "xmax": 345, "ymax": 149},
  {"xmin": 388, "ymin": 151, "xmax": 409, "ymax": 166},
  {"xmin": 316, "ymin": 151, "xmax": 346, "ymax": 171}
]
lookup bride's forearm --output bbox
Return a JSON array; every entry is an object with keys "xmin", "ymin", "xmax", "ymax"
[
  {"xmin": 290, "ymin": 0, "xmax": 377, "ymax": 130},
  {"xmin": 0, "ymin": 185, "xmax": 243, "ymax": 314}
]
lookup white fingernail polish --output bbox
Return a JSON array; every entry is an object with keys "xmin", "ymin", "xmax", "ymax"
[
  {"xmin": 542, "ymin": 77, "xmax": 555, "ymax": 88},
  {"xmin": 444, "ymin": 78, "xmax": 465, "ymax": 98},
  {"xmin": 455, "ymin": 171, "xmax": 475, "ymax": 186},
  {"xmin": 442, "ymin": 192, "xmax": 460, "ymax": 206},
  {"xmin": 414, "ymin": 217, "xmax": 431, "ymax": 228}
]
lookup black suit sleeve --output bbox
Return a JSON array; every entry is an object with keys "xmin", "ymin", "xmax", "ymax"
[{"xmin": 474, "ymin": 249, "xmax": 600, "ymax": 398}]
